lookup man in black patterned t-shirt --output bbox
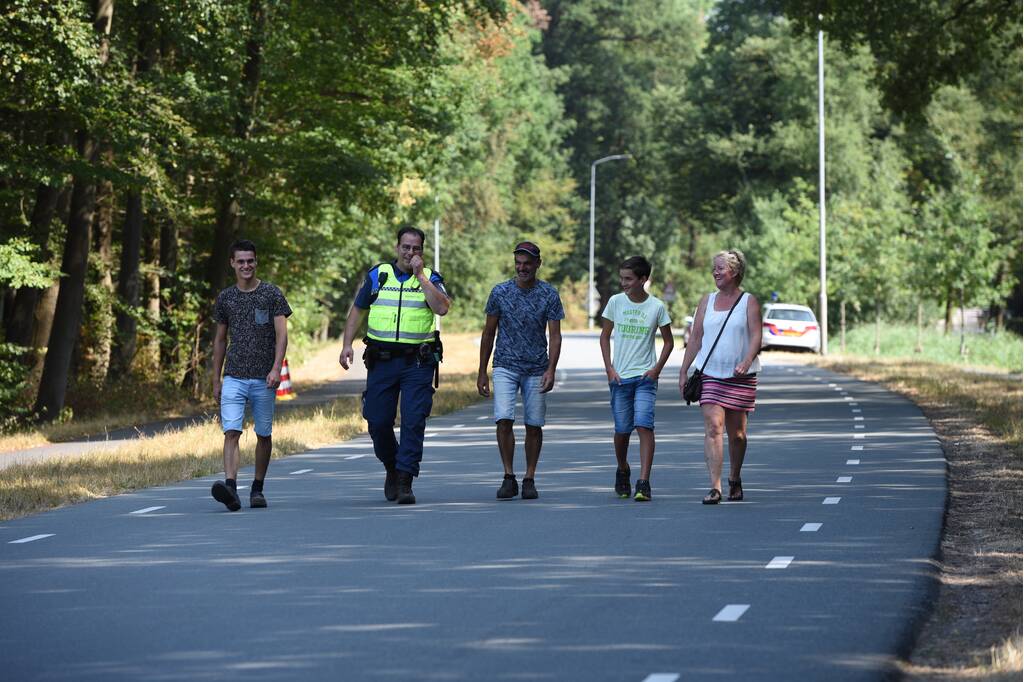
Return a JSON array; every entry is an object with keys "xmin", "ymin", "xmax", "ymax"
[{"xmin": 210, "ymin": 239, "xmax": 292, "ymax": 511}]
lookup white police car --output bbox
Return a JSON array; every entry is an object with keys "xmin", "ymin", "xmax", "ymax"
[{"xmin": 761, "ymin": 303, "xmax": 820, "ymax": 352}]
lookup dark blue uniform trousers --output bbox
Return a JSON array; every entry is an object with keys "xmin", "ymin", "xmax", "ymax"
[{"xmin": 362, "ymin": 357, "xmax": 435, "ymax": 477}]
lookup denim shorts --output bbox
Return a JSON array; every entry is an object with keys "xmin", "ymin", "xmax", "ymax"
[
  {"xmin": 220, "ymin": 376, "xmax": 277, "ymax": 436},
  {"xmin": 608, "ymin": 375, "xmax": 658, "ymax": 434},
  {"xmin": 492, "ymin": 367, "xmax": 547, "ymax": 427}
]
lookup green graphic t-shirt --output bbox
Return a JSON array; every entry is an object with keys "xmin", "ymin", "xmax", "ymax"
[{"xmin": 601, "ymin": 293, "xmax": 672, "ymax": 378}]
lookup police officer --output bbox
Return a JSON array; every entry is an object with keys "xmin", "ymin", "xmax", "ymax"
[{"xmin": 340, "ymin": 225, "xmax": 450, "ymax": 504}]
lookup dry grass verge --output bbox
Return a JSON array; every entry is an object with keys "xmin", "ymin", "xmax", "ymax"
[
  {"xmin": 0, "ymin": 373, "xmax": 483, "ymax": 521},
  {"xmin": 817, "ymin": 355, "xmax": 1022, "ymax": 680}
]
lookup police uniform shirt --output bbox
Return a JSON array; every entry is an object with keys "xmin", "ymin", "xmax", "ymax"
[{"xmin": 354, "ymin": 261, "xmax": 447, "ymax": 350}]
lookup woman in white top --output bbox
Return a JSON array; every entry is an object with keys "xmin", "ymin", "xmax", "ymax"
[{"xmin": 678, "ymin": 250, "xmax": 762, "ymax": 504}]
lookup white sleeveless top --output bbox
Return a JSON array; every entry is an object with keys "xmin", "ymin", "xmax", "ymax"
[{"xmin": 692, "ymin": 292, "xmax": 761, "ymax": 379}]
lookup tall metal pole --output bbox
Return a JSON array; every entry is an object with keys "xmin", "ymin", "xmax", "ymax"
[
  {"xmin": 588, "ymin": 154, "xmax": 632, "ymax": 329},
  {"xmin": 817, "ymin": 26, "xmax": 829, "ymax": 355},
  {"xmin": 433, "ymin": 214, "xmax": 441, "ymax": 331},
  {"xmin": 589, "ymin": 164, "xmax": 596, "ymax": 329}
]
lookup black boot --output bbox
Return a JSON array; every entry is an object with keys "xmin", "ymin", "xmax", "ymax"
[
  {"xmin": 384, "ymin": 465, "xmax": 398, "ymax": 502},
  {"xmin": 396, "ymin": 471, "xmax": 416, "ymax": 505}
]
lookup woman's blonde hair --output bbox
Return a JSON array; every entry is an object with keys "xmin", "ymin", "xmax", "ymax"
[{"xmin": 714, "ymin": 249, "xmax": 746, "ymax": 284}]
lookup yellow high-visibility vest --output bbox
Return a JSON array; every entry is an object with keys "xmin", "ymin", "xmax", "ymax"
[{"xmin": 366, "ymin": 263, "xmax": 436, "ymax": 344}]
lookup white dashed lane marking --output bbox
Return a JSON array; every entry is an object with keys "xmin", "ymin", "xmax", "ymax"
[
  {"xmin": 290, "ymin": 469, "xmax": 313, "ymax": 475},
  {"xmin": 476, "ymin": 415, "xmax": 489, "ymax": 420},
  {"xmin": 851, "ymin": 445, "xmax": 864, "ymax": 451},
  {"xmin": 713, "ymin": 604, "xmax": 750, "ymax": 622},
  {"xmin": 766, "ymin": 556, "xmax": 794, "ymax": 569},
  {"xmin": 453, "ymin": 424, "xmax": 465, "ymax": 428},
  {"xmin": 642, "ymin": 675, "xmax": 680, "ymax": 682},
  {"xmin": 823, "ymin": 497, "xmax": 842, "ymax": 505},
  {"xmin": 837, "ymin": 476, "xmax": 853, "ymax": 483},
  {"xmin": 847, "ymin": 459, "xmax": 860, "ymax": 465},
  {"xmin": 854, "ymin": 416, "xmax": 864, "ymax": 421},
  {"xmin": 130, "ymin": 506, "xmax": 165, "ymax": 515},
  {"xmin": 800, "ymin": 523, "xmax": 822, "ymax": 532},
  {"xmin": 854, "ymin": 434, "xmax": 866, "ymax": 439},
  {"xmin": 9, "ymin": 534, "xmax": 54, "ymax": 544}
]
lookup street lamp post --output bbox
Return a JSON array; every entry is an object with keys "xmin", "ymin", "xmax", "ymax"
[
  {"xmin": 817, "ymin": 24, "xmax": 829, "ymax": 354},
  {"xmin": 589, "ymin": 154, "xmax": 632, "ymax": 329}
]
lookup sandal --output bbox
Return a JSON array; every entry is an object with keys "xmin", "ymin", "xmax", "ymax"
[
  {"xmin": 727, "ymin": 479, "xmax": 743, "ymax": 501},
  {"xmin": 702, "ymin": 488, "xmax": 722, "ymax": 505}
]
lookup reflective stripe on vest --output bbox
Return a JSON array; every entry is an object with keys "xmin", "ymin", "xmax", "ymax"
[{"xmin": 366, "ymin": 263, "xmax": 436, "ymax": 344}]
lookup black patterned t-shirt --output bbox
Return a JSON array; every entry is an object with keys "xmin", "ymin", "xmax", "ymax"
[
  {"xmin": 213, "ymin": 281, "xmax": 292, "ymax": 379},
  {"xmin": 484, "ymin": 279, "xmax": 564, "ymax": 376}
]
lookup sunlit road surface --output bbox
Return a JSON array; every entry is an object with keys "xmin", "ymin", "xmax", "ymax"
[{"xmin": 0, "ymin": 335, "xmax": 944, "ymax": 681}]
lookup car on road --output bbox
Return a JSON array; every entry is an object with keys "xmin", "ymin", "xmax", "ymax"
[{"xmin": 761, "ymin": 303, "xmax": 820, "ymax": 352}]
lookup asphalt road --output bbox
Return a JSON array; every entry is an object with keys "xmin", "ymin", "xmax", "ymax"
[{"xmin": 0, "ymin": 338, "xmax": 945, "ymax": 681}]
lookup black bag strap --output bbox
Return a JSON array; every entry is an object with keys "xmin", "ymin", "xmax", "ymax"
[{"xmin": 697, "ymin": 292, "xmax": 745, "ymax": 374}]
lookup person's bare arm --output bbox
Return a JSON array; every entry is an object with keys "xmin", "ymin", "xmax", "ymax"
[
  {"xmin": 212, "ymin": 322, "xmax": 228, "ymax": 401},
  {"xmin": 734, "ymin": 294, "xmax": 762, "ymax": 376},
  {"xmin": 477, "ymin": 314, "xmax": 500, "ymax": 396},
  {"xmin": 411, "ymin": 254, "xmax": 450, "ymax": 316},
  {"xmin": 600, "ymin": 318, "xmax": 620, "ymax": 383},
  {"xmin": 265, "ymin": 315, "xmax": 288, "ymax": 388},
  {"xmin": 339, "ymin": 304, "xmax": 368, "ymax": 370},
  {"xmin": 679, "ymin": 295, "xmax": 708, "ymax": 395},
  {"xmin": 541, "ymin": 319, "xmax": 562, "ymax": 393}
]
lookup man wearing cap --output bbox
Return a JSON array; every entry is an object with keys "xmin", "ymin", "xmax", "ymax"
[
  {"xmin": 340, "ymin": 225, "xmax": 450, "ymax": 505},
  {"xmin": 477, "ymin": 241, "xmax": 564, "ymax": 500}
]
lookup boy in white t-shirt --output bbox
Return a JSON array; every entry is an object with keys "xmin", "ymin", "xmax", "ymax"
[{"xmin": 599, "ymin": 256, "xmax": 674, "ymax": 501}]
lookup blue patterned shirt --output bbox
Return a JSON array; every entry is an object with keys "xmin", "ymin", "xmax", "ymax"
[{"xmin": 485, "ymin": 279, "xmax": 564, "ymax": 376}]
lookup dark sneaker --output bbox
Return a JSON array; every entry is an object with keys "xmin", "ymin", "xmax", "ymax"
[
  {"xmin": 496, "ymin": 474, "xmax": 519, "ymax": 500},
  {"xmin": 615, "ymin": 468, "xmax": 631, "ymax": 498},
  {"xmin": 249, "ymin": 489, "xmax": 267, "ymax": 508},
  {"xmin": 384, "ymin": 466, "xmax": 398, "ymax": 502},
  {"xmin": 211, "ymin": 481, "xmax": 241, "ymax": 511},
  {"xmin": 521, "ymin": 477, "xmax": 539, "ymax": 500},
  {"xmin": 396, "ymin": 471, "xmax": 416, "ymax": 505},
  {"xmin": 634, "ymin": 479, "xmax": 652, "ymax": 502}
]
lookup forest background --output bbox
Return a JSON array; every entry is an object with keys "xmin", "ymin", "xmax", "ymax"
[{"xmin": 1, "ymin": 0, "xmax": 1021, "ymax": 426}]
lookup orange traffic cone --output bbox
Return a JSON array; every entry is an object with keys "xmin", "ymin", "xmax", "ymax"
[{"xmin": 276, "ymin": 358, "xmax": 297, "ymax": 400}]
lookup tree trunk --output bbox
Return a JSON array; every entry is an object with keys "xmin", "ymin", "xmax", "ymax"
[
  {"xmin": 208, "ymin": 0, "xmax": 265, "ymax": 294},
  {"xmin": 82, "ymin": 166, "xmax": 116, "ymax": 383},
  {"xmin": 915, "ymin": 302, "xmax": 923, "ymax": 353},
  {"xmin": 839, "ymin": 300, "xmax": 846, "ymax": 353},
  {"xmin": 139, "ymin": 213, "xmax": 161, "ymax": 372},
  {"xmin": 33, "ymin": 0, "xmax": 114, "ymax": 419},
  {"xmin": 35, "ymin": 134, "xmax": 99, "ymax": 418},
  {"xmin": 111, "ymin": 190, "xmax": 143, "ymax": 376},
  {"xmin": 943, "ymin": 287, "xmax": 953, "ymax": 334},
  {"xmin": 959, "ymin": 289, "xmax": 967, "ymax": 358},
  {"xmin": 158, "ymin": 214, "xmax": 179, "ymax": 369},
  {"xmin": 5, "ymin": 182, "xmax": 64, "ymax": 347},
  {"xmin": 874, "ymin": 296, "xmax": 881, "ymax": 355}
]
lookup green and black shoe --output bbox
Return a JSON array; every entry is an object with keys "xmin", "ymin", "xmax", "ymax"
[
  {"xmin": 634, "ymin": 479, "xmax": 652, "ymax": 502},
  {"xmin": 615, "ymin": 468, "xmax": 631, "ymax": 499}
]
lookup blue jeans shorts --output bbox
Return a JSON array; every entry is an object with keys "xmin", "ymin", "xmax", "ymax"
[
  {"xmin": 492, "ymin": 367, "xmax": 547, "ymax": 427},
  {"xmin": 220, "ymin": 376, "xmax": 277, "ymax": 436},
  {"xmin": 609, "ymin": 375, "xmax": 658, "ymax": 434}
]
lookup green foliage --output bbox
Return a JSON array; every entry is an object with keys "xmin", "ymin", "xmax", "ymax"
[
  {"xmin": 842, "ymin": 323, "xmax": 1023, "ymax": 373},
  {"xmin": 0, "ymin": 238, "xmax": 56, "ymax": 288}
]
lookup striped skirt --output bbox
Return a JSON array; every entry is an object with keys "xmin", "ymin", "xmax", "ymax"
[{"xmin": 700, "ymin": 374, "xmax": 758, "ymax": 412}]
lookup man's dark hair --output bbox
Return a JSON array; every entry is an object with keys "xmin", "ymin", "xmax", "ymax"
[
  {"xmin": 620, "ymin": 256, "xmax": 651, "ymax": 280},
  {"xmin": 229, "ymin": 239, "xmax": 257, "ymax": 258},
  {"xmin": 396, "ymin": 225, "xmax": 426, "ymax": 246}
]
